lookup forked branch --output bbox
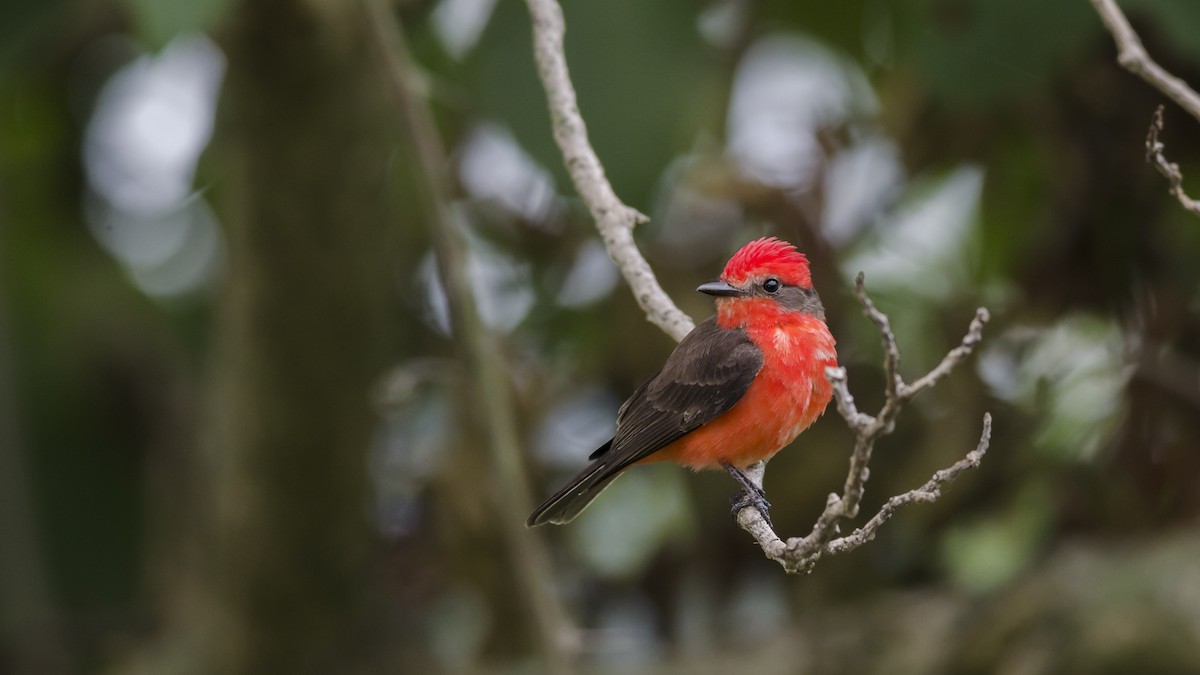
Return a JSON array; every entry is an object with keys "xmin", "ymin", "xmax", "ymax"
[
  {"xmin": 524, "ymin": 0, "xmax": 991, "ymax": 574},
  {"xmin": 735, "ymin": 275, "xmax": 991, "ymax": 574}
]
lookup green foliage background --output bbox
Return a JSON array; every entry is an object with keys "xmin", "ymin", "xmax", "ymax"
[{"xmin": 1, "ymin": 0, "xmax": 1199, "ymax": 672}]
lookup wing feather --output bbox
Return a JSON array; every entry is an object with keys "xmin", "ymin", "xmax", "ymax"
[
  {"xmin": 604, "ymin": 318, "xmax": 762, "ymax": 464},
  {"xmin": 528, "ymin": 318, "xmax": 762, "ymax": 526}
]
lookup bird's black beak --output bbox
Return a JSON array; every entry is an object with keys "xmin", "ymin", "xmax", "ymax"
[{"xmin": 697, "ymin": 281, "xmax": 744, "ymax": 297}]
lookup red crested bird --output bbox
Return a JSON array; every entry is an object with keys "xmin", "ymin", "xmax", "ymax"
[{"xmin": 527, "ymin": 237, "xmax": 837, "ymax": 527}]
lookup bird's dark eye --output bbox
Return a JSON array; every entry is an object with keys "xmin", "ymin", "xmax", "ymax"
[{"xmin": 762, "ymin": 278, "xmax": 781, "ymax": 294}]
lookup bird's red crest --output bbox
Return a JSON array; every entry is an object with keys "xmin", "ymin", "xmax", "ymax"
[{"xmin": 721, "ymin": 237, "xmax": 812, "ymax": 288}]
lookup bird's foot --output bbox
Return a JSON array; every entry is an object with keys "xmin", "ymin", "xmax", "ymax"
[
  {"xmin": 723, "ymin": 463, "xmax": 773, "ymax": 528},
  {"xmin": 729, "ymin": 488, "xmax": 773, "ymax": 528}
]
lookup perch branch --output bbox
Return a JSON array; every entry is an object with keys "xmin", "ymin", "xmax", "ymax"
[
  {"xmin": 735, "ymin": 277, "xmax": 991, "ymax": 574},
  {"xmin": 1145, "ymin": 105, "xmax": 1200, "ymax": 216},
  {"xmin": 524, "ymin": 0, "xmax": 694, "ymax": 341},
  {"xmin": 524, "ymin": 0, "xmax": 991, "ymax": 574},
  {"xmin": 825, "ymin": 415, "xmax": 990, "ymax": 555}
]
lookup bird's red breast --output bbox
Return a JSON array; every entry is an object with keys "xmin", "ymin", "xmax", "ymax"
[
  {"xmin": 644, "ymin": 299, "xmax": 836, "ymax": 469},
  {"xmin": 527, "ymin": 237, "xmax": 837, "ymax": 526}
]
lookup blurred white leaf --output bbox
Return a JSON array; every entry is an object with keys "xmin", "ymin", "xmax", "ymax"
[
  {"xmin": 978, "ymin": 314, "xmax": 1131, "ymax": 462},
  {"xmin": 83, "ymin": 33, "xmax": 226, "ymax": 299},
  {"xmin": 459, "ymin": 123, "xmax": 560, "ymax": 225},
  {"xmin": 532, "ymin": 386, "xmax": 620, "ymax": 468},
  {"xmin": 821, "ymin": 134, "xmax": 904, "ymax": 245},
  {"xmin": 727, "ymin": 33, "xmax": 876, "ymax": 190},
  {"xmin": 419, "ymin": 218, "xmax": 536, "ymax": 335},
  {"xmin": 432, "ymin": 0, "xmax": 498, "ymax": 60},
  {"xmin": 556, "ymin": 239, "xmax": 620, "ymax": 308},
  {"xmin": 84, "ymin": 33, "xmax": 224, "ymax": 215},
  {"xmin": 842, "ymin": 166, "xmax": 983, "ymax": 300}
]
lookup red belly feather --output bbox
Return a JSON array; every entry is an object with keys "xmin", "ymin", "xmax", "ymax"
[{"xmin": 644, "ymin": 313, "xmax": 836, "ymax": 470}]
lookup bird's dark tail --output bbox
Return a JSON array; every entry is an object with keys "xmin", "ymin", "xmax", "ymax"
[{"xmin": 527, "ymin": 443, "xmax": 625, "ymax": 526}]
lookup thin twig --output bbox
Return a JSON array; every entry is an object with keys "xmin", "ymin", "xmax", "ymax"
[
  {"xmin": 735, "ymin": 276, "xmax": 991, "ymax": 574},
  {"xmin": 362, "ymin": 0, "xmax": 576, "ymax": 669},
  {"xmin": 523, "ymin": 0, "xmax": 694, "ymax": 342},
  {"xmin": 825, "ymin": 414, "xmax": 991, "ymax": 555},
  {"xmin": 1145, "ymin": 105, "xmax": 1200, "ymax": 216},
  {"xmin": 1089, "ymin": 0, "xmax": 1200, "ymax": 123},
  {"xmin": 905, "ymin": 307, "xmax": 991, "ymax": 397},
  {"xmin": 1089, "ymin": 0, "xmax": 1200, "ymax": 217},
  {"xmin": 854, "ymin": 272, "xmax": 904, "ymax": 401},
  {"xmin": 523, "ymin": 0, "xmax": 991, "ymax": 575}
]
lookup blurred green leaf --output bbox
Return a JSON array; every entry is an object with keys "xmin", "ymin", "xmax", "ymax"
[
  {"xmin": 0, "ymin": 0, "xmax": 73, "ymax": 73},
  {"xmin": 427, "ymin": 585, "xmax": 492, "ymax": 672},
  {"xmin": 470, "ymin": 0, "xmax": 716, "ymax": 211},
  {"xmin": 1125, "ymin": 0, "xmax": 1200, "ymax": 61},
  {"xmin": 567, "ymin": 464, "xmax": 694, "ymax": 579},
  {"xmin": 980, "ymin": 314, "xmax": 1130, "ymax": 463},
  {"xmin": 897, "ymin": 0, "xmax": 1099, "ymax": 107},
  {"xmin": 941, "ymin": 481, "xmax": 1053, "ymax": 593},
  {"xmin": 120, "ymin": 0, "xmax": 234, "ymax": 48},
  {"xmin": 758, "ymin": 0, "xmax": 871, "ymax": 58}
]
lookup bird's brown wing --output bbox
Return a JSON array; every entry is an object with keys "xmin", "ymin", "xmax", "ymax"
[
  {"xmin": 527, "ymin": 318, "xmax": 763, "ymax": 526},
  {"xmin": 605, "ymin": 318, "xmax": 764, "ymax": 462}
]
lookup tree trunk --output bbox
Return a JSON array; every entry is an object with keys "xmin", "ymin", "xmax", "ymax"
[{"xmin": 158, "ymin": 0, "xmax": 397, "ymax": 671}]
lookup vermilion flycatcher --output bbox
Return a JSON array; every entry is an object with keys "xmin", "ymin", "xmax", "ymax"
[{"xmin": 528, "ymin": 237, "xmax": 836, "ymax": 527}]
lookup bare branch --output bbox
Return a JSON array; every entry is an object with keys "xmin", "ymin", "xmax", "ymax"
[
  {"xmin": 522, "ymin": 0, "xmax": 991, "ymax": 575},
  {"xmin": 826, "ymin": 365, "xmax": 873, "ymax": 432},
  {"xmin": 1089, "ymin": 0, "xmax": 1200, "ymax": 123},
  {"xmin": 1089, "ymin": 0, "xmax": 1200, "ymax": 217},
  {"xmin": 825, "ymin": 414, "xmax": 991, "ymax": 555},
  {"xmin": 736, "ymin": 277, "xmax": 991, "ymax": 574},
  {"xmin": 904, "ymin": 307, "xmax": 991, "ymax": 398},
  {"xmin": 1145, "ymin": 105, "xmax": 1200, "ymax": 216},
  {"xmin": 524, "ymin": 0, "xmax": 694, "ymax": 342}
]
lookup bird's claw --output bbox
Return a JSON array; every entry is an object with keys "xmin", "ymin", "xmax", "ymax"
[
  {"xmin": 722, "ymin": 462, "xmax": 774, "ymax": 528},
  {"xmin": 730, "ymin": 487, "xmax": 773, "ymax": 529}
]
